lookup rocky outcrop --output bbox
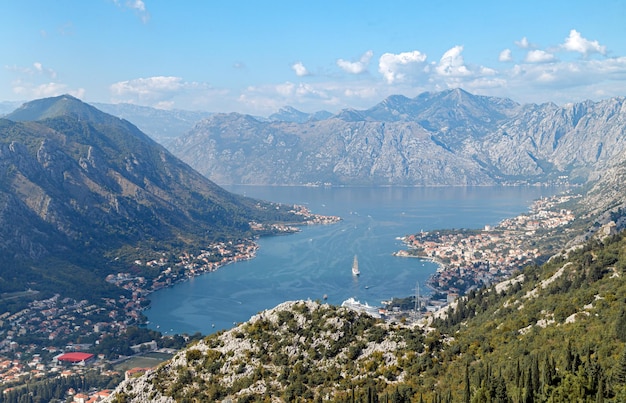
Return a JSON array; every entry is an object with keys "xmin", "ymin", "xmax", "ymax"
[{"xmin": 105, "ymin": 300, "xmax": 422, "ymax": 402}]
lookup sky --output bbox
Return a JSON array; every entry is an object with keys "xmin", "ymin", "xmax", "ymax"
[{"xmin": 3, "ymin": 0, "xmax": 626, "ymax": 116}]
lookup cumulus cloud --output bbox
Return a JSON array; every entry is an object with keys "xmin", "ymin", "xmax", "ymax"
[
  {"xmin": 436, "ymin": 46, "xmax": 471, "ymax": 76},
  {"xmin": 561, "ymin": 29, "xmax": 606, "ymax": 57},
  {"xmin": 276, "ymin": 82, "xmax": 296, "ymax": 96},
  {"xmin": 499, "ymin": 49, "xmax": 513, "ymax": 62},
  {"xmin": 5, "ymin": 62, "xmax": 85, "ymax": 100},
  {"xmin": 111, "ymin": 76, "xmax": 183, "ymax": 96},
  {"xmin": 515, "ymin": 37, "xmax": 531, "ymax": 49},
  {"xmin": 109, "ymin": 76, "xmax": 212, "ymax": 108},
  {"xmin": 12, "ymin": 80, "xmax": 85, "ymax": 99},
  {"xmin": 337, "ymin": 50, "xmax": 373, "ymax": 74},
  {"xmin": 525, "ymin": 49, "xmax": 556, "ymax": 63},
  {"xmin": 291, "ymin": 62, "xmax": 309, "ymax": 77},
  {"xmin": 480, "ymin": 66, "xmax": 497, "ymax": 75},
  {"xmin": 378, "ymin": 50, "xmax": 427, "ymax": 84}
]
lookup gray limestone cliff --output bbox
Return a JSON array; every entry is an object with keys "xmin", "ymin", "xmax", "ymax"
[{"xmin": 169, "ymin": 89, "xmax": 626, "ymax": 187}]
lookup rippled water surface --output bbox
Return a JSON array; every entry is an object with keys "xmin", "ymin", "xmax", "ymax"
[{"xmin": 145, "ymin": 186, "xmax": 561, "ymax": 335}]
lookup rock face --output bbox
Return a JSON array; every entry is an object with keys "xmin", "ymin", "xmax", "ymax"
[{"xmin": 170, "ymin": 89, "xmax": 626, "ymax": 186}]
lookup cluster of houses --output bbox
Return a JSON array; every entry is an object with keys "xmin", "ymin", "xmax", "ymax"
[{"xmin": 397, "ymin": 194, "xmax": 579, "ymax": 295}]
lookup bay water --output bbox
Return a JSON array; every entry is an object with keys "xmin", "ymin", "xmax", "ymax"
[{"xmin": 145, "ymin": 186, "xmax": 560, "ymax": 335}]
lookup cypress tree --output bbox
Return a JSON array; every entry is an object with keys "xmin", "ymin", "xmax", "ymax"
[
  {"xmin": 532, "ymin": 355, "xmax": 540, "ymax": 394},
  {"xmin": 616, "ymin": 348, "xmax": 626, "ymax": 385},
  {"xmin": 515, "ymin": 359, "xmax": 522, "ymax": 389},
  {"xmin": 523, "ymin": 367, "xmax": 534, "ymax": 403},
  {"xmin": 465, "ymin": 364, "xmax": 471, "ymax": 403},
  {"xmin": 596, "ymin": 374, "xmax": 605, "ymax": 403},
  {"xmin": 565, "ymin": 340, "xmax": 574, "ymax": 372}
]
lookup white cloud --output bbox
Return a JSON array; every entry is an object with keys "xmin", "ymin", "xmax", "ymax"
[
  {"xmin": 337, "ymin": 50, "xmax": 373, "ymax": 74},
  {"xmin": 6, "ymin": 62, "xmax": 84, "ymax": 100},
  {"xmin": 378, "ymin": 50, "xmax": 427, "ymax": 84},
  {"xmin": 480, "ymin": 66, "xmax": 497, "ymax": 75},
  {"xmin": 515, "ymin": 37, "xmax": 531, "ymax": 49},
  {"xmin": 525, "ymin": 49, "xmax": 556, "ymax": 63},
  {"xmin": 561, "ymin": 29, "xmax": 606, "ymax": 57},
  {"xmin": 291, "ymin": 62, "xmax": 309, "ymax": 77},
  {"xmin": 499, "ymin": 49, "xmax": 513, "ymax": 62},
  {"xmin": 436, "ymin": 46, "xmax": 470, "ymax": 76},
  {"xmin": 12, "ymin": 80, "xmax": 85, "ymax": 99},
  {"xmin": 109, "ymin": 76, "xmax": 213, "ymax": 108},
  {"xmin": 111, "ymin": 76, "xmax": 184, "ymax": 98},
  {"xmin": 276, "ymin": 82, "xmax": 296, "ymax": 96}
]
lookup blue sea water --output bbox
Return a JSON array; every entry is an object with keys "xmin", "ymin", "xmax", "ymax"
[{"xmin": 145, "ymin": 186, "xmax": 561, "ymax": 335}]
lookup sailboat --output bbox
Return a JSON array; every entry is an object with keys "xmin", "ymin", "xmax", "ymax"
[{"xmin": 352, "ymin": 255, "xmax": 360, "ymax": 276}]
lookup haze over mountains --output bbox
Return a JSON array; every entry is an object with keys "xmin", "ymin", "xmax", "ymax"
[{"xmin": 166, "ymin": 89, "xmax": 626, "ymax": 187}]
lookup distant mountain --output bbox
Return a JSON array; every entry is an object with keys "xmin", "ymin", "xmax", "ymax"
[
  {"xmin": 93, "ymin": 102, "xmax": 213, "ymax": 146},
  {"xmin": 0, "ymin": 100, "xmax": 22, "ymax": 117},
  {"xmin": 268, "ymin": 106, "xmax": 332, "ymax": 123},
  {"xmin": 169, "ymin": 89, "xmax": 626, "ymax": 187},
  {"xmin": 0, "ymin": 95, "xmax": 306, "ymax": 300}
]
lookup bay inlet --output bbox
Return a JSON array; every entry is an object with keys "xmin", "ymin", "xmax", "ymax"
[{"xmin": 145, "ymin": 186, "xmax": 561, "ymax": 335}]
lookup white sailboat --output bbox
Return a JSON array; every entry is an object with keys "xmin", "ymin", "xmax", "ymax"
[{"xmin": 352, "ymin": 255, "xmax": 360, "ymax": 276}]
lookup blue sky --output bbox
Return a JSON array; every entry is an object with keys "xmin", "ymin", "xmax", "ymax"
[{"xmin": 3, "ymin": 0, "xmax": 626, "ymax": 115}]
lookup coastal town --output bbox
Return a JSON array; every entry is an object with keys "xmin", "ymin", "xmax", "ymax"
[
  {"xmin": 394, "ymin": 193, "xmax": 581, "ymax": 299},
  {"xmin": 0, "ymin": 194, "xmax": 590, "ymax": 400}
]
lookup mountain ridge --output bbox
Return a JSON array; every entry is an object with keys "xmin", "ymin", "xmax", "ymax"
[
  {"xmin": 168, "ymin": 89, "xmax": 625, "ymax": 187},
  {"xmin": 0, "ymin": 95, "xmax": 310, "ymax": 301}
]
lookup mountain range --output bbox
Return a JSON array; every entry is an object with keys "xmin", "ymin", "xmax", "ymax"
[
  {"xmin": 0, "ymin": 95, "xmax": 307, "ymax": 301},
  {"xmin": 167, "ymin": 89, "xmax": 626, "ymax": 187}
]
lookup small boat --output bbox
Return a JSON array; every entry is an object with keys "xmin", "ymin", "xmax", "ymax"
[{"xmin": 352, "ymin": 255, "xmax": 360, "ymax": 276}]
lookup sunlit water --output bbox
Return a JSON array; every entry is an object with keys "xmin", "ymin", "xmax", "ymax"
[{"xmin": 145, "ymin": 186, "xmax": 562, "ymax": 335}]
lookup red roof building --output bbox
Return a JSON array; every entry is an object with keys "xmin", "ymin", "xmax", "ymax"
[{"xmin": 56, "ymin": 352, "xmax": 95, "ymax": 366}]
